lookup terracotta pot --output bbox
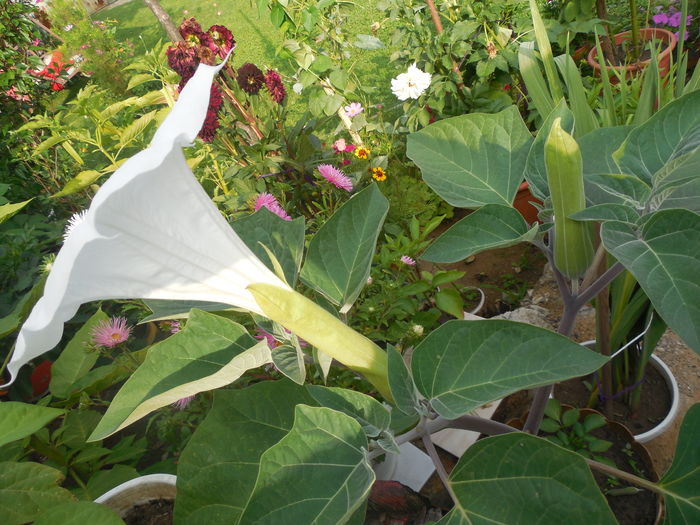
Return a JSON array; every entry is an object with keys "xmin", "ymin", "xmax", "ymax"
[
  {"xmin": 587, "ymin": 28, "xmax": 677, "ymax": 80},
  {"xmin": 513, "ymin": 181, "xmax": 541, "ymax": 225}
]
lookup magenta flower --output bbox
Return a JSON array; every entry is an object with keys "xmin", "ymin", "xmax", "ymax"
[
  {"xmin": 344, "ymin": 102, "xmax": 364, "ymax": 117},
  {"xmin": 256, "ymin": 328, "xmax": 279, "ymax": 349},
  {"xmin": 668, "ymin": 11, "xmax": 682, "ymax": 27},
  {"xmin": 400, "ymin": 255, "xmax": 416, "ymax": 266},
  {"xmin": 317, "ymin": 164, "xmax": 353, "ymax": 191},
  {"xmin": 172, "ymin": 394, "xmax": 195, "ymax": 410},
  {"xmin": 652, "ymin": 12, "xmax": 669, "ymax": 25},
  {"xmin": 91, "ymin": 317, "xmax": 132, "ymax": 348},
  {"xmin": 254, "ymin": 193, "xmax": 292, "ymax": 221}
]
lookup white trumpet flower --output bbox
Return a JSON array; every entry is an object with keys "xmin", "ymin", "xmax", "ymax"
[
  {"xmin": 3, "ymin": 60, "xmax": 391, "ymax": 399},
  {"xmin": 3, "ymin": 60, "xmax": 288, "ymax": 386}
]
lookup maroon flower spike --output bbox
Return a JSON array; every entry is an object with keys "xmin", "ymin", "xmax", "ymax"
[
  {"xmin": 198, "ymin": 83, "xmax": 224, "ymax": 142},
  {"xmin": 208, "ymin": 24, "xmax": 235, "ymax": 58},
  {"xmin": 166, "ymin": 41, "xmax": 199, "ymax": 77},
  {"xmin": 179, "ymin": 17, "xmax": 203, "ymax": 40},
  {"xmin": 236, "ymin": 63, "xmax": 265, "ymax": 95},
  {"xmin": 264, "ymin": 69, "xmax": 286, "ymax": 104}
]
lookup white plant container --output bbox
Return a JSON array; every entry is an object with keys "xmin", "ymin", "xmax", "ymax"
[{"xmin": 95, "ymin": 473, "xmax": 177, "ymax": 517}]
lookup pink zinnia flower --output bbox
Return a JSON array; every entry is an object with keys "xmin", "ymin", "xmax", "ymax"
[
  {"xmin": 400, "ymin": 255, "xmax": 416, "ymax": 266},
  {"xmin": 172, "ymin": 395, "xmax": 195, "ymax": 410},
  {"xmin": 91, "ymin": 317, "xmax": 132, "ymax": 348},
  {"xmin": 317, "ymin": 164, "xmax": 353, "ymax": 191},
  {"xmin": 344, "ymin": 143, "xmax": 357, "ymax": 153},
  {"xmin": 344, "ymin": 102, "xmax": 363, "ymax": 117},
  {"xmin": 254, "ymin": 193, "xmax": 292, "ymax": 221}
]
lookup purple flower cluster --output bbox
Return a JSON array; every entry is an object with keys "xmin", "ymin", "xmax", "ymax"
[{"xmin": 652, "ymin": 6, "xmax": 693, "ymax": 40}]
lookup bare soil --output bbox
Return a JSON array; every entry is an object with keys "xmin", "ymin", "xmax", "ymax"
[{"xmin": 123, "ymin": 498, "xmax": 174, "ymax": 525}]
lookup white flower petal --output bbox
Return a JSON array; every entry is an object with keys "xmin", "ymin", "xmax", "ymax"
[{"xmin": 3, "ymin": 59, "xmax": 288, "ymax": 387}]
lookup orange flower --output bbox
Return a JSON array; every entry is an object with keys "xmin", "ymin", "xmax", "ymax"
[
  {"xmin": 354, "ymin": 146, "xmax": 371, "ymax": 159},
  {"xmin": 371, "ymin": 167, "xmax": 387, "ymax": 181}
]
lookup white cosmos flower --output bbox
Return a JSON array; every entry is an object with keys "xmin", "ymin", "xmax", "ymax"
[
  {"xmin": 2, "ymin": 58, "xmax": 289, "ymax": 387},
  {"xmin": 390, "ymin": 62, "xmax": 432, "ymax": 101}
]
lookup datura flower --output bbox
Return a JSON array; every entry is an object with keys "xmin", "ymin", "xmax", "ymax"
[{"xmin": 3, "ymin": 60, "xmax": 390, "ymax": 398}]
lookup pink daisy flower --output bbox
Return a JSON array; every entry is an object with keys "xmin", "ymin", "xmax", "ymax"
[
  {"xmin": 400, "ymin": 255, "xmax": 416, "ymax": 266},
  {"xmin": 254, "ymin": 193, "xmax": 292, "ymax": 221},
  {"xmin": 344, "ymin": 102, "xmax": 364, "ymax": 117},
  {"xmin": 91, "ymin": 317, "xmax": 132, "ymax": 348},
  {"xmin": 317, "ymin": 164, "xmax": 353, "ymax": 192}
]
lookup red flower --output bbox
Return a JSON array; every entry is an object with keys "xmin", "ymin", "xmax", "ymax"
[
  {"xmin": 207, "ymin": 24, "xmax": 235, "ymax": 58},
  {"xmin": 264, "ymin": 69, "xmax": 286, "ymax": 103},
  {"xmin": 30, "ymin": 360, "xmax": 52, "ymax": 397},
  {"xmin": 236, "ymin": 63, "xmax": 265, "ymax": 94}
]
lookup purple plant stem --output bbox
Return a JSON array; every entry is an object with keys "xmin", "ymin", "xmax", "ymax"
[{"xmin": 523, "ymin": 261, "xmax": 626, "ymax": 434}]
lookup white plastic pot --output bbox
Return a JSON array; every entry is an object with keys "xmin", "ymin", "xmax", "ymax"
[
  {"xmin": 634, "ymin": 354, "xmax": 680, "ymax": 443},
  {"xmin": 581, "ymin": 340, "xmax": 680, "ymax": 443},
  {"xmin": 95, "ymin": 473, "xmax": 177, "ymax": 517}
]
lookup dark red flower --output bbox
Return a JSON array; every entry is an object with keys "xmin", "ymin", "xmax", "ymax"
[
  {"xmin": 264, "ymin": 69, "xmax": 286, "ymax": 104},
  {"xmin": 236, "ymin": 63, "xmax": 264, "ymax": 94},
  {"xmin": 207, "ymin": 24, "xmax": 235, "ymax": 58},
  {"xmin": 179, "ymin": 17, "xmax": 203, "ymax": 40},
  {"xmin": 166, "ymin": 41, "xmax": 199, "ymax": 77},
  {"xmin": 30, "ymin": 360, "xmax": 52, "ymax": 397}
]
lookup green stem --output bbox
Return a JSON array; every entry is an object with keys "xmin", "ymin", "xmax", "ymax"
[{"xmin": 585, "ymin": 458, "xmax": 662, "ymax": 495}]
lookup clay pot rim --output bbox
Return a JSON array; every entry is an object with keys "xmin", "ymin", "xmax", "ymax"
[{"xmin": 586, "ymin": 27, "xmax": 678, "ymax": 73}]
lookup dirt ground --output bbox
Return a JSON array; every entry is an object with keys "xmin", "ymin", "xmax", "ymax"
[{"xmin": 524, "ymin": 265, "xmax": 700, "ymax": 475}]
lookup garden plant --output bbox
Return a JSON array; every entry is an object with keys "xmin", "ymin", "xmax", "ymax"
[{"xmin": 1, "ymin": 1, "xmax": 700, "ymax": 524}]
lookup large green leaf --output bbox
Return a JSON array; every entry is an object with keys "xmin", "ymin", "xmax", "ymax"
[
  {"xmin": 421, "ymin": 204, "xmax": 538, "ymax": 263},
  {"xmin": 580, "ymin": 126, "xmax": 630, "ymax": 177},
  {"xmin": 232, "ymin": 208, "xmax": 305, "ymax": 286},
  {"xmin": 523, "ymin": 99, "xmax": 575, "ymax": 201},
  {"xmin": 439, "ymin": 433, "xmax": 616, "ymax": 524},
  {"xmin": 50, "ymin": 308, "xmax": 109, "ymax": 398},
  {"xmin": 175, "ymin": 381, "xmax": 316, "ymax": 524},
  {"xmin": 239, "ymin": 405, "xmax": 373, "ymax": 525},
  {"xmin": 411, "ymin": 320, "xmax": 608, "ymax": 419},
  {"xmin": 387, "ymin": 345, "xmax": 420, "ymax": 416},
  {"xmin": 300, "ymin": 184, "xmax": 388, "ymax": 310},
  {"xmin": 0, "ymin": 198, "xmax": 32, "ymax": 224},
  {"xmin": 0, "ymin": 402, "xmax": 63, "ymax": 447},
  {"xmin": 0, "ymin": 274, "xmax": 46, "ymax": 338},
  {"xmin": 307, "ymin": 385, "xmax": 391, "ymax": 437},
  {"xmin": 601, "ymin": 210, "xmax": 700, "ymax": 354},
  {"xmin": 34, "ymin": 501, "xmax": 125, "ymax": 525},
  {"xmin": 407, "ymin": 106, "xmax": 533, "ymax": 208},
  {"xmin": 614, "ymin": 90, "xmax": 700, "ymax": 185},
  {"xmin": 89, "ymin": 310, "xmax": 271, "ymax": 440},
  {"xmin": 139, "ymin": 299, "xmax": 236, "ymax": 323},
  {"xmin": 0, "ymin": 461, "xmax": 75, "ymax": 525},
  {"xmin": 584, "ymin": 173, "xmax": 652, "ymax": 207},
  {"xmin": 659, "ymin": 403, "xmax": 700, "ymax": 523}
]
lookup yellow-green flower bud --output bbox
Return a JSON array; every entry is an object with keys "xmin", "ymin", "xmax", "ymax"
[{"xmin": 545, "ymin": 118, "xmax": 595, "ymax": 278}]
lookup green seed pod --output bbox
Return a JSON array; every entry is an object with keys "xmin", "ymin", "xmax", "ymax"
[{"xmin": 545, "ymin": 118, "xmax": 595, "ymax": 278}]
